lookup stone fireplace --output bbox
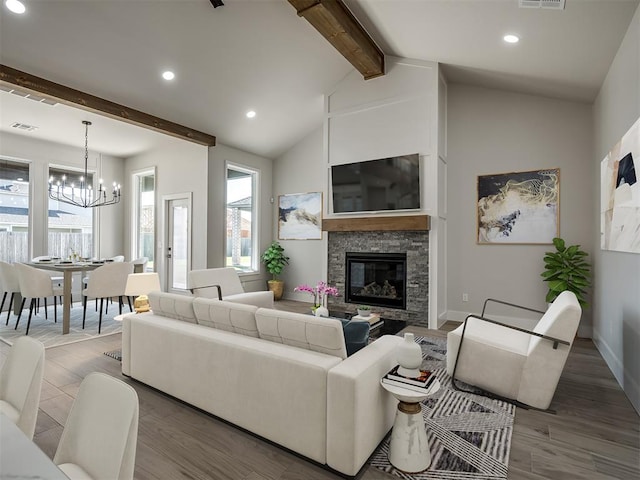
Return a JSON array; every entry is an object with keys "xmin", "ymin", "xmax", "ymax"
[{"xmin": 325, "ymin": 217, "xmax": 429, "ymax": 326}]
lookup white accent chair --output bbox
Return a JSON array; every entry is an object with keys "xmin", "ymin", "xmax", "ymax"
[
  {"xmin": 0, "ymin": 336, "xmax": 45, "ymax": 439},
  {"xmin": 54, "ymin": 372, "xmax": 139, "ymax": 480},
  {"xmin": 0, "ymin": 261, "xmax": 20, "ymax": 325},
  {"xmin": 82, "ymin": 262, "xmax": 134, "ymax": 333},
  {"xmin": 14, "ymin": 263, "xmax": 64, "ymax": 335},
  {"xmin": 446, "ymin": 290, "xmax": 582, "ymax": 410},
  {"xmin": 131, "ymin": 257, "xmax": 148, "ymax": 273},
  {"xmin": 188, "ymin": 267, "xmax": 274, "ymax": 308}
]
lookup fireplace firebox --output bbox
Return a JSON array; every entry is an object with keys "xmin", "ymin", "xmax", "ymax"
[{"xmin": 345, "ymin": 252, "xmax": 407, "ymax": 309}]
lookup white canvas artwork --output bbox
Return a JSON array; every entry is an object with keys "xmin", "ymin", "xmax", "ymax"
[
  {"xmin": 278, "ymin": 192, "xmax": 322, "ymax": 240},
  {"xmin": 601, "ymin": 117, "xmax": 640, "ymax": 254},
  {"xmin": 477, "ymin": 169, "xmax": 559, "ymax": 244}
]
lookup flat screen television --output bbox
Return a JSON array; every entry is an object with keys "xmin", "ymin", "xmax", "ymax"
[{"xmin": 331, "ymin": 154, "xmax": 421, "ymax": 214}]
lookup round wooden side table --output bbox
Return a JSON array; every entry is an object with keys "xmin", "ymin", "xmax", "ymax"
[{"xmin": 380, "ymin": 378, "xmax": 441, "ymax": 473}]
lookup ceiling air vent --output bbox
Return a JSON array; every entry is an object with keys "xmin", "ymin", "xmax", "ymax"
[
  {"xmin": 0, "ymin": 85, "xmax": 58, "ymax": 105},
  {"xmin": 520, "ymin": 0, "xmax": 565, "ymax": 9},
  {"xmin": 10, "ymin": 122, "xmax": 38, "ymax": 132}
]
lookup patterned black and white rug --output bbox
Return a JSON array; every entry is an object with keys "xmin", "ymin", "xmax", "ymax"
[{"xmin": 369, "ymin": 336, "xmax": 515, "ymax": 480}]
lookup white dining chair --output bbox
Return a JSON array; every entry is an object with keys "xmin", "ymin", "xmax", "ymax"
[
  {"xmin": 0, "ymin": 261, "xmax": 21, "ymax": 326},
  {"xmin": 14, "ymin": 263, "xmax": 63, "ymax": 335},
  {"xmin": 31, "ymin": 256, "xmax": 64, "ymax": 303},
  {"xmin": 54, "ymin": 372, "xmax": 139, "ymax": 480},
  {"xmin": 83, "ymin": 262, "xmax": 134, "ymax": 333},
  {"xmin": 0, "ymin": 336, "xmax": 45, "ymax": 440}
]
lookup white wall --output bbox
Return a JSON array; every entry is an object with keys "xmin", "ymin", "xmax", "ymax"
[
  {"xmin": 592, "ymin": 4, "xmax": 640, "ymax": 414},
  {"xmin": 0, "ymin": 131, "xmax": 125, "ymax": 258},
  {"xmin": 207, "ymin": 143, "xmax": 273, "ymax": 293},
  {"xmin": 446, "ymin": 85, "xmax": 594, "ymax": 334},
  {"xmin": 273, "ymin": 127, "xmax": 325, "ymax": 300},
  {"xmin": 124, "ymin": 136, "xmax": 208, "ymax": 289}
]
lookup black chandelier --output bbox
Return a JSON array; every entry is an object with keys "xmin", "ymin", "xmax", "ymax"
[{"xmin": 48, "ymin": 120, "xmax": 121, "ymax": 208}]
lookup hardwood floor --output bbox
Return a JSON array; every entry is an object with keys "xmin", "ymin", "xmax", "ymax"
[{"xmin": 2, "ymin": 305, "xmax": 638, "ymax": 480}]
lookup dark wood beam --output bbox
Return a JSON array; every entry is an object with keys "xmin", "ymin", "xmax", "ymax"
[
  {"xmin": 0, "ymin": 65, "xmax": 216, "ymax": 147},
  {"xmin": 288, "ymin": 0, "xmax": 384, "ymax": 80},
  {"xmin": 322, "ymin": 215, "xmax": 430, "ymax": 232}
]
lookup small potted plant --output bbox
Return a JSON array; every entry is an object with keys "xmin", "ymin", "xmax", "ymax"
[
  {"xmin": 541, "ymin": 237, "xmax": 591, "ymax": 308},
  {"xmin": 261, "ymin": 241, "xmax": 289, "ymax": 301},
  {"xmin": 357, "ymin": 305, "xmax": 371, "ymax": 317}
]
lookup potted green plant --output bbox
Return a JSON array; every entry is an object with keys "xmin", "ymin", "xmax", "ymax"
[
  {"xmin": 541, "ymin": 237, "xmax": 591, "ymax": 307},
  {"xmin": 261, "ymin": 241, "xmax": 289, "ymax": 301},
  {"xmin": 357, "ymin": 305, "xmax": 371, "ymax": 317}
]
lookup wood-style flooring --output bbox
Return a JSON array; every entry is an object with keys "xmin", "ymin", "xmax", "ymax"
[{"xmin": 1, "ymin": 301, "xmax": 638, "ymax": 480}]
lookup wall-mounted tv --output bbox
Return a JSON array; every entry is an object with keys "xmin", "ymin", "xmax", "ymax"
[{"xmin": 331, "ymin": 154, "xmax": 421, "ymax": 214}]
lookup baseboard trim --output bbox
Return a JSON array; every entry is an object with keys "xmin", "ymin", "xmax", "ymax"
[{"xmin": 592, "ymin": 330, "xmax": 640, "ymax": 415}]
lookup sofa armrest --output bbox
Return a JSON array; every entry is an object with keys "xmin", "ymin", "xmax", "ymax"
[{"xmin": 326, "ymin": 335, "xmax": 403, "ymax": 476}]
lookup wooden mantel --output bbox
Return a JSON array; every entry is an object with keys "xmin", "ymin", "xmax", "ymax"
[{"xmin": 322, "ymin": 215, "xmax": 430, "ymax": 232}]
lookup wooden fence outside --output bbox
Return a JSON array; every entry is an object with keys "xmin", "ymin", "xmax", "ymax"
[{"xmin": 0, "ymin": 232, "xmax": 93, "ymax": 263}]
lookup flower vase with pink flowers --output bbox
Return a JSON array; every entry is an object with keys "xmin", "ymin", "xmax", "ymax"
[{"xmin": 294, "ymin": 281, "xmax": 340, "ymax": 317}]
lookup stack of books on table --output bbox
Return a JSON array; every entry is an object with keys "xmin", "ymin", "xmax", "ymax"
[
  {"xmin": 382, "ymin": 365, "xmax": 436, "ymax": 393},
  {"xmin": 351, "ymin": 313, "xmax": 382, "ymax": 325}
]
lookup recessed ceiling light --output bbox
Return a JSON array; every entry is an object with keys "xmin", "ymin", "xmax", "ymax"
[
  {"xmin": 503, "ymin": 34, "xmax": 520, "ymax": 44},
  {"xmin": 5, "ymin": 0, "xmax": 26, "ymax": 14},
  {"xmin": 246, "ymin": 110, "xmax": 256, "ymax": 119},
  {"xmin": 162, "ymin": 71, "xmax": 175, "ymax": 81}
]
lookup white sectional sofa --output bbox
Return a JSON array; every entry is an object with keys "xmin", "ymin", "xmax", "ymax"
[{"xmin": 121, "ymin": 292, "xmax": 403, "ymax": 476}]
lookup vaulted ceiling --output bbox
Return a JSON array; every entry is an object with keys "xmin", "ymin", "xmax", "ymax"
[{"xmin": 0, "ymin": 0, "xmax": 638, "ymax": 159}]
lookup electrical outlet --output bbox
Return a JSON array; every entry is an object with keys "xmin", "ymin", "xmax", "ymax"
[{"xmin": 462, "ymin": 293, "xmax": 469, "ymax": 302}]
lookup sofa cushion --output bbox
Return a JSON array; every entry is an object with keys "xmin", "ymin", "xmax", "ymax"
[
  {"xmin": 192, "ymin": 298, "xmax": 259, "ymax": 337},
  {"xmin": 255, "ymin": 309, "xmax": 347, "ymax": 360},
  {"xmin": 148, "ymin": 291, "xmax": 197, "ymax": 324}
]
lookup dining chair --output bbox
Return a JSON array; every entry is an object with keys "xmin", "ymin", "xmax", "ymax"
[
  {"xmin": 53, "ymin": 372, "xmax": 139, "ymax": 480},
  {"xmin": 14, "ymin": 263, "xmax": 63, "ymax": 335},
  {"xmin": 0, "ymin": 336, "xmax": 45, "ymax": 439},
  {"xmin": 0, "ymin": 261, "xmax": 21, "ymax": 325},
  {"xmin": 31, "ymin": 256, "xmax": 64, "ymax": 304},
  {"xmin": 83, "ymin": 262, "xmax": 134, "ymax": 333}
]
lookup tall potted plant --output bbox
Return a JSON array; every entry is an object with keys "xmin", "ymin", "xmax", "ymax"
[
  {"xmin": 261, "ymin": 241, "xmax": 289, "ymax": 301},
  {"xmin": 541, "ymin": 237, "xmax": 591, "ymax": 307}
]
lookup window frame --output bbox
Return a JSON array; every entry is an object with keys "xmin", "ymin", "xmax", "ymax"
[
  {"xmin": 224, "ymin": 162, "xmax": 259, "ymax": 275},
  {"xmin": 131, "ymin": 167, "xmax": 156, "ymax": 272},
  {"xmin": 46, "ymin": 163, "xmax": 97, "ymax": 260}
]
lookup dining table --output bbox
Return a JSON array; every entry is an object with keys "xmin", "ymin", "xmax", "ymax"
[
  {"xmin": 18, "ymin": 261, "xmax": 105, "ymax": 334},
  {"xmin": 0, "ymin": 413, "xmax": 68, "ymax": 479}
]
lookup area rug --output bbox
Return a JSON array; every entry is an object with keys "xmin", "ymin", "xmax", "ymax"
[
  {"xmin": 370, "ymin": 336, "xmax": 515, "ymax": 480},
  {"xmin": 0, "ymin": 303, "xmax": 123, "ymax": 348}
]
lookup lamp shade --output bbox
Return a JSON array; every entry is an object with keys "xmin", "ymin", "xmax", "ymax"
[{"xmin": 125, "ymin": 273, "xmax": 161, "ymax": 296}]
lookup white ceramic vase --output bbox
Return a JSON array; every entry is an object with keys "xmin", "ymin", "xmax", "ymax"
[
  {"xmin": 315, "ymin": 305, "xmax": 329, "ymax": 317},
  {"xmin": 396, "ymin": 333, "xmax": 422, "ymax": 378}
]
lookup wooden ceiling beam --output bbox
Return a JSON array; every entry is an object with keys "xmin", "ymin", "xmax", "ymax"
[
  {"xmin": 288, "ymin": 0, "xmax": 384, "ymax": 80},
  {"xmin": 0, "ymin": 64, "xmax": 216, "ymax": 147}
]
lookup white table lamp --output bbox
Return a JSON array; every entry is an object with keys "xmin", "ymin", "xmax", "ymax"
[{"xmin": 125, "ymin": 273, "xmax": 161, "ymax": 313}]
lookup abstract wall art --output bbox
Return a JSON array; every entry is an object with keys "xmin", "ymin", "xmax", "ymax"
[
  {"xmin": 477, "ymin": 169, "xmax": 560, "ymax": 244},
  {"xmin": 601, "ymin": 116, "xmax": 640, "ymax": 254},
  {"xmin": 278, "ymin": 192, "xmax": 323, "ymax": 240}
]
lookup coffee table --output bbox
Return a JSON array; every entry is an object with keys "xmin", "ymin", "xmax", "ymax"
[
  {"xmin": 327, "ymin": 310, "xmax": 406, "ymax": 339},
  {"xmin": 381, "ymin": 377, "xmax": 441, "ymax": 473}
]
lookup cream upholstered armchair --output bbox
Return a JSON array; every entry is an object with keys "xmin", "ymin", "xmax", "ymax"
[
  {"xmin": 188, "ymin": 267, "xmax": 274, "ymax": 308},
  {"xmin": 446, "ymin": 290, "xmax": 581, "ymax": 410}
]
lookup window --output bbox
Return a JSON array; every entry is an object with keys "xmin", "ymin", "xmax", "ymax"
[
  {"xmin": 47, "ymin": 166, "xmax": 94, "ymax": 259},
  {"xmin": 0, "ymin": 159, "xmax": 30, "ymax": 262},
  {"xmin": 132, "ymin": 170, "xmax": 155, "ymax": 271},
  {"xmin": 226, "ymin": 165, "xmax": 257, "ymax": 273}
]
